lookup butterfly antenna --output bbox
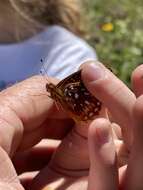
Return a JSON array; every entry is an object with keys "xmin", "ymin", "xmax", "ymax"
[{"xmin": 40, "ymin": 58, "xmax": 50, "ymax": 84}]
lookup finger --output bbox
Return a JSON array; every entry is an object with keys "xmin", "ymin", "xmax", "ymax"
[
  {"xmin": 131, "ymin": 64, "xmax": 143, "ymax": 97},
  {"xmin": 0, "ymin": 75, "xmax": 67, "ymax": 132},
  {"xmin": 0, "ymin": 76, "xmax": 72, "ymax": 155},
  {"xmin": 119, "ymin": 165, "xmax": 127, "ymax": 188},
  {"xmin": 82, "ymin": 61, "xmax": 136, "ymax": 146},
  {"xmin": 13, "ymin": 139, "xmax": 60, "ymax": 174},
  {"xmin": 0, "ymin": 183, "xmax": 24, "ymax": 190},
  {"xmin": 18, "ymin": 118, "xmax": 73, "ymax": 151},
  {"xmin": 48, "ymin": 126, "xmax": 90, "ymax": 177},
  {"xmin": 0, "ymin": 146, "xmax": 24, "ymax": 190},
  {"xmin": 88, "ymin": 118, "xmax": 118, "ymax": 190},
  {"xmin": 19, "ymin": 171, "xmax": 38, "ymax": 190},
  {"xmin": 124, "ymin": 95, "xmax": 143, "ymax": 190},
  {"xmin": 115, "ymin": 140, "xmax": 129, "ymax": 167},
  {"xmin": 111, "ymin": 123, "xmax": 122, "ymax": 140}
]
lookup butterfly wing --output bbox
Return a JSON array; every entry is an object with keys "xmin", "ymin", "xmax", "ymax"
[
  {"xmin": 56, "ymin": 70, "xmax": 81, "ymax": 89},
  {"xmin": 47, "ymin": 69, "xmax": 102, "ymax": 123},
  {"xmin": 57, "ymin": 79, "xmax": 101, "ymax": 122}
]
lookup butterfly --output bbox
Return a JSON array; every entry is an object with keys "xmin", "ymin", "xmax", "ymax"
[{"xmin": 46, "ymin": 70, "xmax": 102, "ymax": 123}]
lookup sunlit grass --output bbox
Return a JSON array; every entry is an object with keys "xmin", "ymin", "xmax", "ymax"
[{"xmin": 85, "ymin": 0, "xmax": 143, "ymax": 86}]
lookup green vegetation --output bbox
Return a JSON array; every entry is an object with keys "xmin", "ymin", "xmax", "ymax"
[{"xmin": 85, "ymin": 0, "xmax": 143, "ymax": 86}]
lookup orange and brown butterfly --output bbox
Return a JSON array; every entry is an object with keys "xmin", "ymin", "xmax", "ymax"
[{"xmin": 46, "ymin": 70, "xmax": 102, "ymax": 123}]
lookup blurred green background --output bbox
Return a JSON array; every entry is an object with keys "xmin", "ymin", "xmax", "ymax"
[{"xmin": 84, "ymin": 0, "xmax": 143, "ymax": 86}]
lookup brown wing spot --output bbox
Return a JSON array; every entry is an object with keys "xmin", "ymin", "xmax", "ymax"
[{"xmin": 66, "ymin": 97, "xmax": 70, "ymax": 102}]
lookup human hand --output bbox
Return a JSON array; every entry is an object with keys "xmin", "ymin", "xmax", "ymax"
[
  {"xmin": 0, "ymin": 75, "xmax": 74, "ymax": 190},
  {"xmin": 31, "ymin": 62, "xmax": 143, "ymax": 190},
  {"xmin": 2, "ymin": 62, "xmax": 142, "ymax": 190},
  {"xmin": 29, "ymin": 62, "xmax": 123, "ymax": 190},
  {"xmin": 82, "ymin": 62, "xmax": 143, "ymax": 190}
]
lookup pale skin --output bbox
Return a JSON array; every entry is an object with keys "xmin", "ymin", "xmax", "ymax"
[{"xmin": 0, "ymin": 61, "xmax": 142, "ymax": 190}]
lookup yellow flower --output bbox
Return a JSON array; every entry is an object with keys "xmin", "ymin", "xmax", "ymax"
[{"xmin": 101, "ymin": 23, "xmax": 114, "ymax": 32}]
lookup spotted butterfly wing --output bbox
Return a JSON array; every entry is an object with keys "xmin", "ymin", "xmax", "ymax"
[
  {"xmin": 56, "ymin": 70, "xmax": 81, "ymax": 88},
  {"xmin": 46, "ymin": 70, "xmax": 102, "ymax": 123}
]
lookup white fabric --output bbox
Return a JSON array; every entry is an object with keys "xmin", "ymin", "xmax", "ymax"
[{"xmin": 0, "ymin": 25, "xmax": 97, "ymax": 89}]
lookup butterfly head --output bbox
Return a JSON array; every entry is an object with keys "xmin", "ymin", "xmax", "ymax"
[{"xmin": 46, "ymin": 83, "xmax": 56, "ymax": 98}]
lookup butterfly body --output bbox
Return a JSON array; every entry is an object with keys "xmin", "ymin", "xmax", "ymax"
[{"xmin": 46, "ymin": 70, "xmax": 102, "ymax": 123}]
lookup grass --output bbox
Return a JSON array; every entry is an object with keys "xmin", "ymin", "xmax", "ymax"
[{"xmin": 84, "ymin": 0, "xmax": 143, "ymax": 86}]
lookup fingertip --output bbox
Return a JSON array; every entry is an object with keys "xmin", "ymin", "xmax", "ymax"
[
  {"xmin": 132, "ymin": 64, "xmax": 143, "ymax": 82},
  {"xmin": 133, "ymin": 95, "xmax": 143, "ymax": 119},
  {"xmin": 132, "ymin": 95, "xmax": 143, "ymax": 141},
  {"xmin": 79, "ymin": 60, "xmax": 102, "ymax": 70},
  {"xmin": 88, "ymin": 118, "xmax": 111, "ymax": 144},
  {"xmin": 88, "ymin": 118, "xmax": 115, "ymax": 165},
  {"xmin": 132, "ymin": 64, "xmax": 143, "ymax": 97},
  {"xmin": 88, "ymin": 118, "xmax": 118, "ymax": 190},
  {"xmin": 81, "ymin": 61, "xmax": 106, "ymax": 85}
]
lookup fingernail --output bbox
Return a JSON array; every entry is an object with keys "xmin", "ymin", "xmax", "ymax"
[{"xmin": 82, "ymin": 62, "xmax": 105, "ymax": 83}]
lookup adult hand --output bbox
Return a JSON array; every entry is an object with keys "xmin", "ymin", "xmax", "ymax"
[
  {"xmin": 0, "ymin": 75, "xmax": 74, "ymax": 190},
  {"xmin": 2, "ymin": 62, "xmax": 142, "ymax": 190},
  {"xmin": 0, "ymin": 71, "xmax": 108, "ymax": 190}
]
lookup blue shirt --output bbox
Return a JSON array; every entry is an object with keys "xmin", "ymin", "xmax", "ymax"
[{"xmin": 0, "ymin": 25, "xmax": 97, "ymax": 89}]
